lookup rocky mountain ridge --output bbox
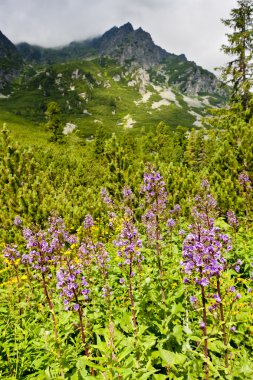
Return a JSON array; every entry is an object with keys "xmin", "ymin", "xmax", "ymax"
[
  {"xmin": 0, "ymin": 24, "xmax": 227, "ymax": 136},
  {"xmin": 0, "ymin": 23, "xmax": 225, "ymax": 98},
  {"xmin": 16, "ymin": 22, "xmax": 177, "ymax": 68},
  {"xmin": 93, "ymin": 22, "xmax": 171, "ymax": 68}
]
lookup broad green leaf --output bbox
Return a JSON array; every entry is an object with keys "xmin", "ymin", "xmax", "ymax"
[
  {"xmin": 173, "ymin": 325, "xmax": 183, "ymax": 344},
  {"xmin": 171, "ymin": 303, "xmax": 184, "ymax": 315},
  {"xmin": 153, "ymin": 375, "xmax": 167, "ymax": 380},
  {"xmin": 137, "ymin": 370, "xmax": 157, "ymax": 380},
  {"xmin": 183, "ymin": 325, "xmax": 192, "ymax": 335},
  {"xmin": 118, "ymin": 346, "xmax": 133, "ymax": 362},
  {"xmin": 76, "ymin": 356, "xmax": 104, "ymax": 371},
  {"xmin": 158, "ymin": 348, "xmax": 187, "ymax": 366}
]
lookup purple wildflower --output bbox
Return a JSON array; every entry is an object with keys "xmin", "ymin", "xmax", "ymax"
[
  {"xmin": 100, "ymin": 188, "xmax": 113, "ymax": 205},
  {"xmin": 122, "ymin": 186, "xmax": 133, "ymax": 201},
  {"xmin": 141, "ymin": 165, "xmax": 167, "ymax": 210},
  {"xmin": 167, "ymin": 218, "xmax": 176, "ymax": 228},
  {"xmin": 234, "ymin": 259, "xmax": 242, "ymax": 273},
  {"xmin": 22, "ymin": 215, "xmax": 76, "ymax": 273},
  {"xmin": 181, "ymin": 188, "xmax": 231, "ymax": 287},
  {"xmin": 14, "ymin": 215, "xmax": 22, "ymax": 226},
  {"xmin": 199, "ymin": 321, "xmax": 205, "ymax": 329},
  {"xmin": 3, "ymin": 244, "xmax": 21, "ymax": 262},
  {"xmin": 190, "ymin": 296, "xmax": 197, "ymax": 304},
  {"xmin": 208, "ymin": 304, "xmax": 218, "ymax": 311},
  {"xmin": 238, "ymin": 172, "xmax": 251, "ymax": 188},
  {"xmin": 57, "ymin": 263, "xmax": 90, "ymax": 310},
  {"xmin": 170, "ymin": 204, "xmax": 181, "ymax": 215},
  {"xmin": 83, "ymin": 214, "xmax": 94, "ymax": 229},
  {"xmin": 227, "ymin": 211, "xmax": 239, "ymax": 229},
  {"xmin": 108, "ymin": 211, "xmax": 117, "ymax": 229},
  {"xmin": 114, "ymin": 218, "xmax": 143, "ymax": 273},
  {"xmin": 141, "ymin": 165, "xmax": 168, "ymax": 242},
  {"xmin": 214, "ymin": 294, "xmax": 222, "ymax": 303},
  {"xmin": 181, "ymin": 225, "xmax": 230, "ymax": 286},
  {"xmin": 201, "ymin": 179, "xmax": 210, "ymax": 189}
]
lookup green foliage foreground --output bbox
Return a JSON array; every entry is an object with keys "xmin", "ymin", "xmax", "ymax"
[{"xmin": 0, "ymin": 121, "xmax": 253, "ymax": 378}]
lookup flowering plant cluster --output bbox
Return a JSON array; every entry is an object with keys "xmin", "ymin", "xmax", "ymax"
[
  {"xmin": 238, "ymin": 171, "xmax": 252, "ymax": 190},
  {"xmin": 227, "ymin": 210, "xmax": 239, "ymax": 230},
  {"xmin": 22, "ymin": 215, "xmax": 76, "ymax": 274},
  {"xmin": 1, "ymin": 164, "xmax": 252, "ymax": 379},
  {"xmin": 182, "ymin": 223, "xmax": 231, "ymax": 287},
  {"xmin": 141, "ymin": 165, "xmax": 168, "ymax": 241},
  {"xmin": 181, "ymin": 180, "xmax": 243, "ymax": 375},
  {"xmin": 56, "ymin": 263, "xmax": 89, "ymax": 311},
  {"xmin": 3, "ymin": 244, "xmax": 21, "ymax": 264},
  {"xmin": 78, "ymin": 214, "xmax": 111, "ymax": 297},
  {"xmin": 114, "ymin": 217, "xmax": 143, "ymax": 278}
]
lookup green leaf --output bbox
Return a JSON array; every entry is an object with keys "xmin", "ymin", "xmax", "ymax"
[
  {"xmin": 118, "ymin": 346, "xmax": 133, "ymax": 362},
  {"xmin": 240, "ymin": 362, "xmax": 253, "ymax": 376},
  {"xmin": 183, "ymin": 325, "xmax": 192, "ymax": 335},
  {"xmin": 71, "ymin": 373, "xmax": 79, "ymax": 380},
  {"xmin": 137, "ymin": 370, "xmax": 157, "ymax": 380},
  {"xmin": 119, "ymin": 312, "xmax": 132, "ymax": 333},
  {"xmin": 173, "ymin": 325, "xmax": 183, "ymax": 345},
  {"xmin": 171, "ymin": 303, "xmax": 184, "ymax": 315},
  {"xmin": 153, "ymin": 375, "xmax": 168, "ymax": 380},
  {"xmin": 158, "ymin": 348, "xmax": 187, "ymax": 366},
  {"xmin": 173, "ymin": 285, "xmax": 185, "ymax": 299},
  {"xmin": 76, "ymin": 356, "xmax": 104, "ymax": 372},
  {"xmin": 208, "ymin": 340, "xmax": 226, "ymax": 353}
]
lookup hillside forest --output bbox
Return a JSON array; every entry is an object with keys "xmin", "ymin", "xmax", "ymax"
[{"xmin": 1, "ymin": 1, "xmax": 253, "ymax": 379}]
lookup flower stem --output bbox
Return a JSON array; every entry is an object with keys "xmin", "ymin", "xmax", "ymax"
[
  {"xmin": 155, "ymin": 214, "xmax": 165, "ymax": 303},
  {"xmin": 201, "ymin": 284, "xmax": 209, "ymax": 380},
  {"xmin": 129, "ymin": 258, "xmax": 137, "ymax": 338},
  {"xmin": 73, "ymin": 291, "xmax": 90, "ymax": 357},
  {"xmin": 217, "ymin": 277, "xmax": 228, "ymax": 368},
  {"xmin": 41, "ymin": 273, "xmax": 64, "ymax": 378}
]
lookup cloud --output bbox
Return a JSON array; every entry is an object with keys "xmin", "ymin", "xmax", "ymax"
[{"xmin": 0, "ymin": 0, "xmax": 239, "ymax": 71}]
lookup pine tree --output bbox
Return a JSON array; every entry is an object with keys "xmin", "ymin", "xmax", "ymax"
[
  {"xmin": 94, "ymin": 124, "xmax": 106, "ymax": 156},
  {"xmin": 45, "ymin": 101, "xmax": 64, "ymax": 142},
  {"xmin": 220, "ymin": 0, "xmax": 253, "ymax": 115}
]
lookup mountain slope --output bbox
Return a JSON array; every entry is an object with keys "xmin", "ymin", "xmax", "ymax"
[
  {"xmin": 0, "ymin": 24, "xmax": 227, "ymax": 138},
  {"xmin": 15, "ymin": 23, "xmax": 226, "ymax": 99},
  {"xmin": 0, "ymin": 30, "xmax": 23, "ymax": 93}
]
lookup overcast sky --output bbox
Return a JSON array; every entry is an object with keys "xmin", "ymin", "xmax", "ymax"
[{"xmin": 0, "ymin": 0, "xmax": 238, "ymax": 72}]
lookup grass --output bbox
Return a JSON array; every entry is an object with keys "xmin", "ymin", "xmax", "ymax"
[{"xmin": 0, "ymin": 111, "xmax": 48, "ymax": 146}]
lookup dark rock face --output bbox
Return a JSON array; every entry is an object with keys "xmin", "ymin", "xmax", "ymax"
[
  {"xmin": 174, "ymin": 66, "xmax": 226, "ymax": 97},
  {"xmin": 181, "ymin": 68, "xmax": 222, "ymax": 96},
  {"xmin": 97, "ymin": 23, "xmax": 170, "ymax": 68},
  {"xmin": 0, "ymin": 31, "xmax": 22, "ymax": 91}
]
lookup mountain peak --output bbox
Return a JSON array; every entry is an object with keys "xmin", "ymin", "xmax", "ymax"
[
  {"xmin": 98, "ymin": 23, "xmax": 170, "ymax": 68},
  {"xmin": 0, "ymin": 30, "xmax": 16, "ymax": 50},
  {"xmin": 119, "ymin": 22, "xmax": 134, "ymax": 32}
]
